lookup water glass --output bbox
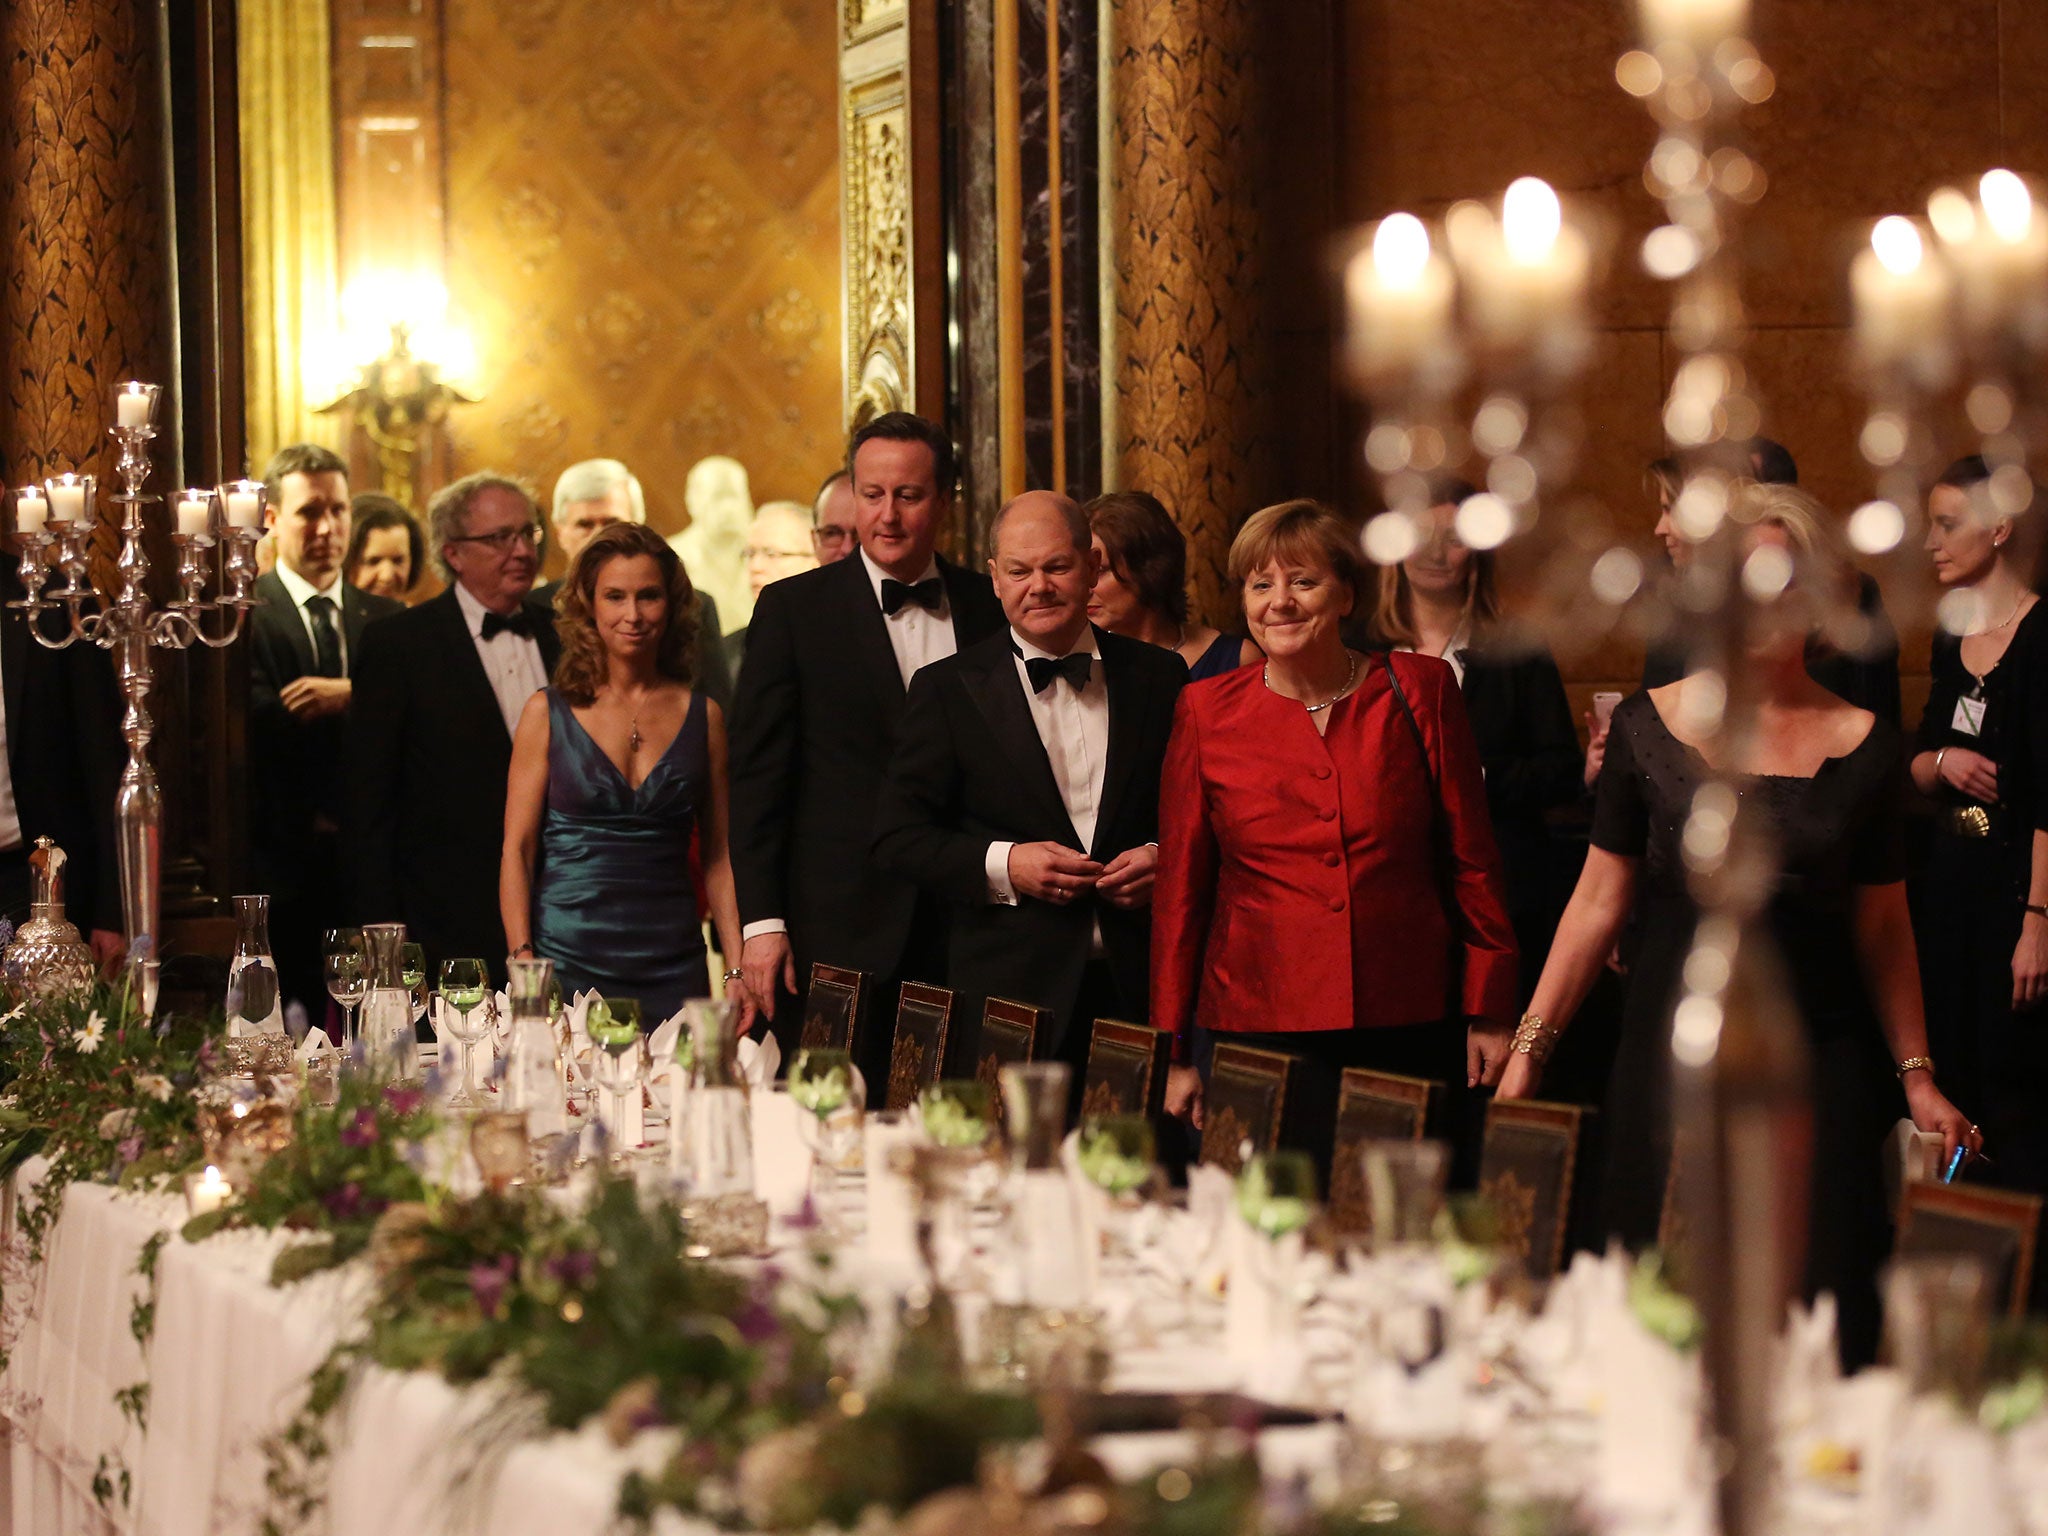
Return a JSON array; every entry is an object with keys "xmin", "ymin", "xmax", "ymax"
[
  {"xmin": 1362, "ymin": 1139, "xmax": 1450, "ymax": 1249},
  {"xmin": 587, "ymin": 996, "xmax": 644, "ymax": 1154},
  {"xmin": 439, "ymin": 957, "xmax": 489, "ymax": 1110},
  {"xmin": 791, "ymin": 1046, "xmax": 866, "ymax": 1227},
  {"xmin": 400, "ymin": 941, "xmax": 427, "ymax": 1026},
  {"xmin": 1884, "ymin": 1253, "xmax": 1993, "ymax": 1403}
]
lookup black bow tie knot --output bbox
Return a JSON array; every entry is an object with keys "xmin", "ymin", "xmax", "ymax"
[
  {"xmin": 880, "ymin": 577, "xmax": 944, "ymax": 616},
  {"xmin": 1023, "ymin": 651, "xmax": 1093, "ymax": 694},
  {"xmin": 480, "ymin": 607, "xmax": 536, "ymax": 641}
]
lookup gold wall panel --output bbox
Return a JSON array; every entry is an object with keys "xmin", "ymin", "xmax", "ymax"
[
  {"xmin": 442, "ymin": 0, "xmax": 843, "ymax": 566},
  {"xmin": 842, "ymin": 81, "xmax": 911, "ymax": 427}
]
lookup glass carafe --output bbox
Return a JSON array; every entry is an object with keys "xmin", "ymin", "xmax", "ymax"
[
  {"xmin": 358, "ymin": 922, "xmax": 419, "ymax": 1080},
  {"xmin": 681, "ymin": 998, "xmax": 752, "ymax": 1196},
  {"xmin": 227, "ymin": 894, "xmax": 283, "ymax": 1036},
  {"xmin": 999, "ymin": 1063, "xmax": 1085, "ymax": 1310},
  {"xmin": 505, "ymin": 958, "xmax": 567, "ymax": 1138}
]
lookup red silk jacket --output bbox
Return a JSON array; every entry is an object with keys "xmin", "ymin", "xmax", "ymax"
[{"xmin": 1150, "ymin": 652, "xmax": 1519, "ymax": 1054}]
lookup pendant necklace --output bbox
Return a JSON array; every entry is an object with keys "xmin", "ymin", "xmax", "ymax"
[
  {"xmin": 629, "ymin": 715, "xmax": 643, "ymax": 754},
  {"xmin": 1267, "ymin": 651, "xmax": 1358, "ymax": 715}
]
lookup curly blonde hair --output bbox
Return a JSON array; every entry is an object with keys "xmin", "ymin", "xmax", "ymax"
[{"xmin": 552, "ymin": 522, "xmax": 698, "ymax": 705}]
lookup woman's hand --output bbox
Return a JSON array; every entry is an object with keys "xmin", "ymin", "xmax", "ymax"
[
  {"xmin": 1582, "ymin": 710, "xmax": 1608, "ymax": 790},
  {"xmin": 1938, "ymin": 746, "xmax": 2000, "ymax": 804},
  {"xmin": 1904, "ymin": 1073, "xmax": 1982, "ymax": 1169},
  {"xmin": 2014, "ymin": 911, "xmax": 2048, "ymax": 1010},
  {"xmin": 1164, "ymin": 1064, "xmax": 1204, "ymax": 1129},
  {"xmin": 1495, "ymin": 1051, "xmax": 1541, "ymax": 1101},
  {"xmin": 1466, "ymin": 1018, "xmax": 1513, "ymax": 1088}
]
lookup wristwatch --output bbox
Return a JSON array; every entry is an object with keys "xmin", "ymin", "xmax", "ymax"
[
  {"xmin": 507, "ymin": 941, "xmax": 537, "ymax": 960},
  {"xmin": 1895, "ymin": 1055, "xmax": 1935, "ymax": 1079}
]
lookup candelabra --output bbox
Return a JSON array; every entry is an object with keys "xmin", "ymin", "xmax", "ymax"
[{"xmin": 7, "ymin": 382, "xmax": 265, "ymax": 1014}]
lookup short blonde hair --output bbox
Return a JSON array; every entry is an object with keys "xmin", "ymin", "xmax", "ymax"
[
  {"xmin": 1227, "ymin": 499, "xmax": 1368, "ymax": 598},
  {"xmin": 1728, "ymin": 477, "xmax": 1849, "ymax": 596}
]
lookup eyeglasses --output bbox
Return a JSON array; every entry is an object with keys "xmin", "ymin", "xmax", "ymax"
[
  {"xmin": 813, "ymin": 526, "xmax": 856, "ymax": 548},
  {"xmin": 743, "ymin": 545, "xmax": 814, "ymax": 562},
  {"xmin": 448, "ymin": 522, "xmax": 545, "ymax": 554}
]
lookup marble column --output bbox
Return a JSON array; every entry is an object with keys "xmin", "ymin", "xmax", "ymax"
[
  {"xmin": 0, "ymin": 0, "xmax": 171, "ymax": 587},
  {"xmin": 1106, "ymin": 0, "xmax": 1268, "ymax": 626}
]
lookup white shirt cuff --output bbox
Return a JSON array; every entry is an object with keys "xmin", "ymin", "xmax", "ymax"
[
  {"xmin": 740, "ymin": 919, "xmax": 787, "ymax": 942},
  {"xmin": 985, "ymin": 842, "xmax": 1018, "ymax": 906}
]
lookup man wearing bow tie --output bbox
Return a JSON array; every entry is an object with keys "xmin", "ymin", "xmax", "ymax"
[
  {"xmin": 730, "ymin": 413, "xmax": 1004, "ymax": 1076},
  {"xmin": 874, "ymin": 491, "xmax": 1186, "ymax": 1080},
  {"xmin": 347, "ymin": 472, "xmax": 560, "ymax": 984}
]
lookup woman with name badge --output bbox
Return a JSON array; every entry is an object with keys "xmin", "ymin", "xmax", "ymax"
[{"xmin": 1910, "ymin": 455, "xmax": 2048, "ymax": 1239}]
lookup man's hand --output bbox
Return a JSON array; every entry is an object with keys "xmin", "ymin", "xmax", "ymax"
[
  {"xmin": 1938, "ymin": 745, "xmax": 2000, "ymax": 805},
  {"xmin": 280, "ymin": 676, "xmax": 352, "ymax": 720},
  {"xmin": 1006, "ymin": 842, "xmax": 1103, "ymax": 904},
  {"xmin": 1466, "ymin": 1017, "xmax": 1513, "ymax": 1088},
  {"xmin": 1164, "ymin": 1064, "xmax": 1204, "ymax": 1128},
  {"xmin": 89, "ymin": 929, "xmax": 125, "ymax": 977},
  {"xmin": 741, "ymin": 932, "xmax": 798, "ymax": 1021},
  {"xmin": 1093, "ymin": 845, "xmax": 1158, "ymax": 910}
]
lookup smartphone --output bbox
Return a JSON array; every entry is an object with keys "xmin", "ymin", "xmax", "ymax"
[{"xmin": 1592, "ymin": 691, "xmax": 1623, "ymax": 731}]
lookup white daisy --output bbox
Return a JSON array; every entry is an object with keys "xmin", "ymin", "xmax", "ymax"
[
  {"xmin": 135, "ymin": 1073, "xmax": 172, "ymax": 1103},
  {"xmin": 0, "ymin": 1004, "xmax": 24, "ymax": 1028},
  {"xmin": 72, "ymin": 1011, "xmax": 106, "ymax": 1054}
]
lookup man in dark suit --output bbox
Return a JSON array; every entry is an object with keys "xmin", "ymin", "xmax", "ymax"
[
  {"xmin": 248, "ymin": 444, "xmax": 403, "ymax": 1016},
  {"xmin": 730, "ymin": 413, "xmax": 1005, "ymax": 1074},
  {"xmin": 347, "ymin": 472, "xmax": 560, "ymax": 985},
  {"xmin": 0, "ymin": 558, "xmax": 124, "ymax": 960},
  {"xmin": 873, "ymin": 491, "xmax": 1186, "ymax": 1079}
]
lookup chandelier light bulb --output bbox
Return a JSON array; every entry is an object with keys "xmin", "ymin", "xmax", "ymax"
[
  {"xmin": 1870, "ymin": 216, "xmax": 1924, "ymax": 277},
  {"xmin": 1501, "ymin": 178, "xmax": 1563, "ymax": 265},
  {"xmin": 1979, "ymin": 169, "xmax": 2034, "ymax": 243},
  {"xmin": 1372, "ymin": 213, "xmax": 1433, "ymax": 288}
]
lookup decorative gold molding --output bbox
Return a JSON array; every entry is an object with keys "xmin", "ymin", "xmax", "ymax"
[
  {"xmin": 842, "ymin": 0, "xmax": 907, "ymax": 46},
  {"xmin": 841, "ymin": 60, "xmax": 912, "ymax": 426},
  {"xmin": 238, "ymin": 0, "xmax": 343, "ymax": 473}
]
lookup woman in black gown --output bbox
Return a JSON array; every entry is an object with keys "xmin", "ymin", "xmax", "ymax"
[
  {"xmin": 1499, "ymin": 481, "xmax": 1976, "ymax": 1366},
  {"xmin": 1909, "ymin": 456, "xmax": 2048, "ymax": 1235}
]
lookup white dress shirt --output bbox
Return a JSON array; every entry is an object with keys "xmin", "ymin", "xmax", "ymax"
[
  {"xmin": 1397, "ymin": 618, "xmax": 1472, "ymax": 687},
  {"xmin": 860, "ymin": 548, "xmax": 956, "ymax": 689},
  {"xmin": 273, "ymin": 560, "xmax": 350, "ymax": 674},
  {"xmin": 454, "ymin": 581, "xmax": 549, "ymax": 739},
  {"xmin": 985, "ymin": 627, "xmax": 1108, "ymax": 906},
  {"xmin": 0, "ymin": 643, "xmax": 20, "ymax": 852}
]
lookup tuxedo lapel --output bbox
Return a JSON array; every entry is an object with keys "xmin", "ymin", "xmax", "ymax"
[
  {"xmin": 340, "ymin": 583, "xmax": 381, "ymax": 655},
  {"xmin": 255, "ymin": 572, "xmax": 317, "ymax": 677},
  {"xmin": 836, "ymin": 555, "xmax": 907, "ymax": 720},
  {"xmin": 524, "ymin": 595, "xmax": 562, "ymax": 675},
  {"xmin": 938, "ymin": 556, "xmax": 996, "ymax": 647},
  {"xmin": 960, "ymin": 638, "xmax": 1083, "ymax": 850},
  {"xmin": 429, "ymin": 589, "xmax": 514, "ymax": 747},
  {"xmin": 1092, "ymin": 629, "xmax": 1148, "ymax": 860}
]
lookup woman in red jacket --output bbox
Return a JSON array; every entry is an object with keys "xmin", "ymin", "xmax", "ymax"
[{"xmin": 1153, "ymin": 500, "xmax": 1519, "ymax": 1154}]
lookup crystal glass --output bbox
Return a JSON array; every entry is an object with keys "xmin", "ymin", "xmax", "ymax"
[
  {"xmin": 918, "ymin": 1079, "xmax": 996, "ymax": 1151},
  {"xmin": 1236, "ymin": 1149, "xmax": 1320, "ymax": 1238},
  {"xmin": 998, "ymin": 1062, "xmax": 1070, "ymax": 1172},
  {"xmin": 470, "ymin": 1110, "xmax": 530, "ymax": 1192},
  {"xmin": 587, "ymin": 996, "xmax": 644, "ymax": 1155},
  {"xmin": 1884, "ymin": 1253, "xmax": 1993, "ymax": 1403},
  {"xmin": 227, "ymin": 894, "xmax": 282, "ymax": 1035},
  {"xmin": 438, "ymin": 957, "xmax": 490, "ymax": 1110},
  {"xmin": 400, "ymin": 942, "xmax": 427, "ymax": 1026},
  {"xmin": 324, "ymin": 944, "xmax": 366, "ymax": 1046},
  {"xmin": 504, "ymin": 958, "xmax": 566, "ymax": 1137},
  {"xmin": 1362, "ymin": 1139, "xmax": 1450, "ymax": 1250},
  {"xmin": 679, "ymin": 998, "xmax": 751, "ymax": 1195},
  {"xmin": 791, "ymin": 1046, "xmax": 866, "ymax": 1226},
  {"xmin": 1078, "ymin": 1112, "xmax": 1156, "ymax": 1285}
]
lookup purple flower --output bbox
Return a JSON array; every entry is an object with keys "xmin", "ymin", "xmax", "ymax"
[
  {"xmin": 323, "ymin": 1182, "xmax": 368, "ymax": 1222},
  {"xmin": 469, "ymin": 1254, "xmax": 518, "ymax": 1319},
  {"xmin": 382, "ymin": 1085, "xmax": 424, "ymax": 1118},
  {"xmin": 545, "ymin": 1249, "xmax": 597, "ymax": 1289},
  {"xmin": 733, "ymin": 1297, "xmax": 781, "ymax": 1345},
  {"xmin": 197, "ymin": 1038, "xmax": 218, "ymax": 1074},
  {"xmin": 783, "ymin": 1195, "xmax": 821, "ymax": 1232},
  {"xmin": 339, "ymin": 1107, "xmax": 378, "ymax": 1148},
  {"xmin": 0, "ymin": 917, "xmax": 16, "ymax": 947},
  {"xmin": 116, "ymin": 1134, "xmax": 144, "ymax": 1167}
]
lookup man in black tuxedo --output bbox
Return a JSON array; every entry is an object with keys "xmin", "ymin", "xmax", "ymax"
[
  {"xmin": 730, "ymin": 413, "xmax": 1004, "ymax": 1075},
  {"xmin": 0, "ymin": 558, "xmax": 124, "ymax": 960},
  {"xmin": 347, "ymin": 472, "xmax": 560, "ymax": 985},
  {"xmin": 873, "ymin": 491, "xmax": 1186, "ymax": 1078},
  {"xmin": 248, "ymin": 444, "xmax": 403, "ymax": 1016}
]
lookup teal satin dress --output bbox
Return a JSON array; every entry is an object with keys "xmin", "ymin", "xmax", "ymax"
[{"xmin": 532, "ymin": 687, "xmax": 710, "ymax": 1022}]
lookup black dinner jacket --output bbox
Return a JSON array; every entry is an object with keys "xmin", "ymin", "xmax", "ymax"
[
  {"xmin": 344, "ymin": 586, "xmax": 559, "ymax": 981},
  {"xmin": 728, "ymin": 551, "xmax": 1003, "ymax": 983},
  {"xmin": 247, "ymin": 571, "xmax": 402, "ymax": 897},
  {"xmin": 0, "ymin": 564, "xmax": 124, "ymax": 931},
  {"xmin": 872, "ymin": 626, "xmax": 1187, "ymax": 1058}
]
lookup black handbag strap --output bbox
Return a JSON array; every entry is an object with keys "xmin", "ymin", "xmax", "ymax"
[{"xmin": 1377, "ymin": 649, "xmax": 1438, "ymax": 799}]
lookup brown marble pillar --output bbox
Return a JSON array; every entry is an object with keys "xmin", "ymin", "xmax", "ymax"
[
  {"xmin": 0, "ymin": 0, "xmax": 171, "ymax": 584},
  {"xmin": 1106, "ymin": 0, "xmax": 1268, "ymax": 627}
]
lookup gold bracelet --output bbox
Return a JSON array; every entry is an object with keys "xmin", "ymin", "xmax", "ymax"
[
  {"xmin": 1895, "ymin": 1055, "xmax": 1935, "ymax": 1079},
  {"xmin": 1511, "ymin": 1012, "xmax": 1558, "ymax": 1063}
]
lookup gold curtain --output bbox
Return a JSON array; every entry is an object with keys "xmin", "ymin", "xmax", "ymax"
[{"xmin": 238, "ymin": 0, "xmax": 341, "ymax": 473}]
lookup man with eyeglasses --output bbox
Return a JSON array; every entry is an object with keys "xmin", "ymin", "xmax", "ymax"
[
  {"xmin": 812, "ymin": 470, "xmax": 858, "ymax": 564},
  {"xmin": 347, "ymin": 472, "xmax": 562, "ymax": 984},
  {"xmin": 721, "ymin": 500, "xmax": 819, "ymax": 680}
]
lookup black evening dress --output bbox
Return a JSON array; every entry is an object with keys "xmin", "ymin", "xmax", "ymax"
[
  {"xmin": 1911, "ymin": 602, "xmax": 2048, "ymax": 1225},
  {"xmin": 1594, "ymin": 691, "xmax": 1904, "ymax": 1366}
]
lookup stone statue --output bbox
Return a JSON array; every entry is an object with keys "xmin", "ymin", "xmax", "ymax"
[{"xmin": 669, "ymin": 455, "xmax": 756, "ymax": 630}]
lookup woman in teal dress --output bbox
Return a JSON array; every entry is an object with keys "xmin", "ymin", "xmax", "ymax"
[{"xmin": 501, "ymin": 522, "xmax": 755, "ymax": 1027}]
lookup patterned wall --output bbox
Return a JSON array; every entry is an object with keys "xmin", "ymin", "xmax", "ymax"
[{"xmin": 439, "ymin": 0, "xmax": 844, "ymax": 571}]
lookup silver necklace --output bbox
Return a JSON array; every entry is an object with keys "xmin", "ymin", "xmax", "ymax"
[{"xmin": 1266, "ymin": 651, "xmax": 1358, "ymax": 714}]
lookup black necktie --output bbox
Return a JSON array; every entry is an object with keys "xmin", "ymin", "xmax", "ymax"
[
  {"xmin": 880, "ymin": 577, "xmax": 944, "ymax": 616},
  {"xmin": 481, "ymin": 607, "xmax": 535, "ymax": 641},
  {"xmin": 305, "ymin": 594, "xmax": 343, "ymax": 678},
  {"xmin": 1021, "ymin": 650, "xmax": 1092, "ymax": 694}
]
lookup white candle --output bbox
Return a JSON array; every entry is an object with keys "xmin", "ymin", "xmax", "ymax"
[
  {"xmin": 1936, "ymin": 170, "xmax": 2048, "ymax": 339},
  {"xmin": 47, "ymin": 482, "xmax": 85, "ymax": 524},
  {"xmin": 1852, "ymin": 216, "xmax": 1953, "ymax": 375},
  {"xmin": 1455, "ymin": 179, "xmax": 1591, "ymax": 361},
  {"xmin": 176, "ymin": 497, "xmax": 211, "ymax": 537},
  {"xmin": 16, "ymin": 492, "xmax": 47, "ymax": 535},
  {"xmin": 116, "ymin": 388, "xmax": 152, "ymax": 428},
  {"xmin": 184, "ymin": 1165, "xmax": 230, "ymax": 1217},
  {"xmin": 1345, "ymin": 213, "xmax": 1456, "ymax": 385},
  {"xmin": 224, "ymin": 490, "xmax": 262, "ymax": 529},
  {"xmin": 1639, "ymin": 0, "xmax": 1748, "ymax": 51}
]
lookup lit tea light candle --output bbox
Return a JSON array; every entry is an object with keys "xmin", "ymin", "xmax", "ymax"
[
  {"xmin": 223, "ymin": 487, "xmax": 263, "ymax": 529},
  {"xmin": 1851, "ymin": 215, "xmax": 1952, "ymax": 373},
  {"xmin": 45, "ymin": 476, "xmax": 88, "ymax": 524},
  {"xmin": 16, "ymin": 489, "xmax": 48, "ymax": 535},
  {"xmin": 115, "ymin": 382, "xmax": 157, "ymax": 429},
  {"xmin": 1344, "ymin": 212, "xmax": 1455, "ymax": 383},
  {"xmin": 175, "ymin": 495, "xmax": 212, "ymax": 537},
  {"xmin": 1639, "ymin": 0, "xmax": 1749, "ymax": 52},
  {"xmin": 184, "ymin": 1164, "xmax": 230, "ymax": 1217}
]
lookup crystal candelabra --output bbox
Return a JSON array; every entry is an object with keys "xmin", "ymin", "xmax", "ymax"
[{"xmin": 7, "ymin": 382, "xmax": 265, "ymax": 1013}]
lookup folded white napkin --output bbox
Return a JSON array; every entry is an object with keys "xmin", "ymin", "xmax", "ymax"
[
  {"xmin": 740, "ymin": 1032, "xmax": 780, "ymax": 1085},
  {"xmin": 647, "ymin": 1006, "xmax": 684, "ymax": 1063},
  {"xmin": 293, "ymin": 1027, "xmax": 334, "ymax": 1058},
  {"xmin": 750, "ymin": 1088, "xmax": 813, "ymax": 1217},
  {"xmin": 864, "ymin": 1116, "xmax": 923, "ymax": 1283}
]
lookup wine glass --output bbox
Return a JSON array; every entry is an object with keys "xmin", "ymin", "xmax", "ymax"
[
  {"xmin": 1079, "ymin": 1112, "xmax": 1157, "ymax": 1282},
  {"xmin": 323, "ymin": 939, "xmax": 366, "ymax": 1046},
  {"xmin": 1236, "ymin": 1148, "xmax": 1319, "ymax": 1238},
  {"xmin": 917, "ymin": 1079, "xmax": 996, "ymax": 1151},
  {"xmin": 438, "ymin": 957, "xmax": 489, "ymax": 1110},
  {"xmin": 790, "ymin": 1047, "xmax": 866, "ymax": 1230},
  {"xmin": 400, "ymin": 942, "xmax": 428, "ymax": 1029},
  {"xmin": 587, "ymin": 996, "xmax": 644, "ymax": 1156}
]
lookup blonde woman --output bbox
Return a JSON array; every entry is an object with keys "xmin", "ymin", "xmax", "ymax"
[
  {"xmin": 1500, "ymin": 479, "xmax": 1974, "ymax": 1367},
  {"xmin": 501, "ymin": 522, "xmax": 752, "ymax": 1027}
]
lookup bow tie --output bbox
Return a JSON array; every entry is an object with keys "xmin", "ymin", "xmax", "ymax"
[
  {"xmin": 480, "ymin": 608, "xmax": 536, "ymax": 641},
  {"xmin": 1020, "ymin": 649, "xmax": 1092, "ymax": 694},
  {"xmin": 880, "ymin": 576, "xmax": 944, "ymax": 616}
]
